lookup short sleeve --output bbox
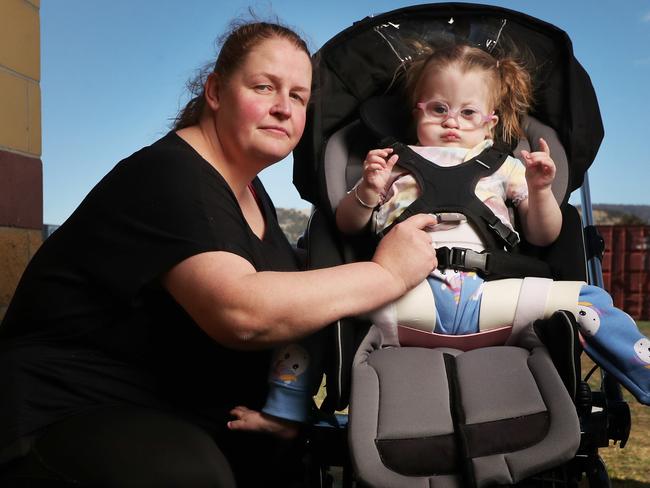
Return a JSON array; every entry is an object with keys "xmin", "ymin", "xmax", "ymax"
[
  {"xmin": 504, "ymin": 156, "xmax": 529, "ymax": 207},
  {"xmin": 68, "ymin": 134, "xmax": 258, "ymax": 301},
  {"xmin": 1, "ymin": 133, "xmax": 295, "ymax": 343}
]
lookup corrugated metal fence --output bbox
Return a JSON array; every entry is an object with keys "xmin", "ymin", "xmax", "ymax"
[{"xmin": 598, "ymin": 225, "xmax": 650, "ymax": 321}]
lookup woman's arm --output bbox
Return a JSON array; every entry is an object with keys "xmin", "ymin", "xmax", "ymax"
[{"xmin": 163, "ymin": 213, "xmax": 437, "ymax": 349}]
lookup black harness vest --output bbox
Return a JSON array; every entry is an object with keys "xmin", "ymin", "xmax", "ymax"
[{"xmin": 379, "ymin": 141, "xmax": 552, "ymax": 280}]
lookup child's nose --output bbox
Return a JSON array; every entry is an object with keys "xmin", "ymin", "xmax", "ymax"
[{"xmin": 442, "ymin": 114, "xmax": 459, "ymax": 128}]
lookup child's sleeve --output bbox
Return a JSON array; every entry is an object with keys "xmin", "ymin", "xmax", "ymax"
[{"xmin": 505, "ymin": 156, "xmax": 529, "ymax": 207}]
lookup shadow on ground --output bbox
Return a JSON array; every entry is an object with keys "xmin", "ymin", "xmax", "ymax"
[{"xmin": 612, "ymin": 480, "xmax": 650, "ymax": 488}]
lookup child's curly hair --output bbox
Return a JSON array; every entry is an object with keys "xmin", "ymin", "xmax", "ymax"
[{"xmin": 403, "ymin": 42, "xmax": 533, "ymax": 145}]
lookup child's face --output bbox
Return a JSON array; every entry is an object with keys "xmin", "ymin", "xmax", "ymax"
[{"xmin": 414, "ymin": 65, "xmax": 497, "ymax": 149}]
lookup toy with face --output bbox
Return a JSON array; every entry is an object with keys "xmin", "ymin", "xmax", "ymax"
[
  {"xmin": 271, "ymin": 344, "xmax": 310, "ymax": 384},
  {"xmin": 576, "ymin": 302, "xmax": 601, "ymax": 338},
  {"xmin": 633, "ymin": 338, "xmax": 650, "ymax": 367}
]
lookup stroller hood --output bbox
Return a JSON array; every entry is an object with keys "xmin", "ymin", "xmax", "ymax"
[{"xmin": 293, "ymin": 2, "xmax": 604, "ymax": 214}]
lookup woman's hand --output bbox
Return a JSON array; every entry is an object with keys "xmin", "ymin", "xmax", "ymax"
[
  {"xmin": 228, "ymin": 406, "xmax": 300, "ymax": 439},
  {"xmin": 520, "ymin": 137, "xmax": 556, "ymax": 192},
  {"xmin": 372, "ymin": 213, "xmax": 438, "ymax": 294}
]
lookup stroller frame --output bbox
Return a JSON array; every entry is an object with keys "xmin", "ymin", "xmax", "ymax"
[{"xmin": 291, "ymin": 3, "xmax": 632, "ymax": 486}]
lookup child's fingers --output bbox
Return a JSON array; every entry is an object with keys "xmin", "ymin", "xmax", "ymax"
[
  {"xmin": 365, "ymin": 162, "xmax": 386, "ymax": 172},
  {"xmin": 366, "ymin": 153, "xmax": 399, "ymax": 170},
  {"xmin": 364, "ymin": 157, "xmax": 386, "ymax": 171},
  {"xmin": 542, "ymin": 160, "xmax": 556, "ymax": 176},
  {"xmin": 367, "ymin": 148, "xmax": 394, "ymax": 159},
  {"xmin": 227, "ymin": 415, "xmax": 254, "ymax": 431},
  {"xmin": 367, "ymin": 152, "xmax": 393, "ymax": 164},
  {"xmin": 229, "ymin": 405, "xmax": 250, "ymax": 417},
  {"xmin": 526, "ymin": 159, "xmax": 553, "ymax": 176},
  {"xmin": 386, "ymin": 153, "xmax": 399, "ymax": 169},
  {"xmin": 538, "ymin": 137, "xmax": 551, "ymax": 155},
  {"xmin": 523, "ymin": 149, "xmax": 554, "ymax": 167},
  {"xmin": 522, "ymin": 153, "xmax": 539, "ymax": 170},
  {"xmin": 365, "ymin": 154, "xmax": 381, "ymax": 165},
  {"xmin": 531, "ymin": 155, "xmax": 555, "ymax": 172}
]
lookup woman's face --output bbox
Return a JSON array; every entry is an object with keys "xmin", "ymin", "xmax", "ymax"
[{"xmin": 214, "ymin": 37, "xmax": 312, "ymax": 167}]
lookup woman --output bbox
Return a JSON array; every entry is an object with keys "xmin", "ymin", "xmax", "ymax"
[{"xmin": 0, "ymin": 20, "xmax": 437, "ymax": 487}]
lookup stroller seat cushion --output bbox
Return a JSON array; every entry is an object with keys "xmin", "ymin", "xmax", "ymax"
[
  {"xmin": 368, "ymin": 347, "xmax": 551, "ymax": 476},
  {"xmin": 350, "ymin": 323, "xmax": 581, "ymax": 487}
]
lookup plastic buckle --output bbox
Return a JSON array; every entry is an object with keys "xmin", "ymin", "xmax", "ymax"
[
  {"xmin": 434, "ymin": 212, "xmax": 466, "ymax": 224},
  {"xmin": 489, "ymin": 220, "xmax": 520, "ymax": 248},
  {"xmin": 448, "ymin": 247, "xmax": 488, "ymax": 273}
]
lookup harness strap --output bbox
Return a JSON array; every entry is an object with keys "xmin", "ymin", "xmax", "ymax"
[
  {"xmin": 506, "ymin": 277, "xmax": 554, "ymax": 346},
  {"xmin": 436, "ymin": 246, "xmax": 553, "ymax": 279},
  {"xmin": 374, "ymin": 141, "xmax": 555, "ymax": 280},
  {"xmin": 379, "ymin": 142, "xmax": 520, "ymax": 250}
]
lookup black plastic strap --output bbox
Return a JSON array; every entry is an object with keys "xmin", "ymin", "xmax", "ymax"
[
  {"xmin": 379, "ymin": 143, "xmax": 520, "ymax": 250},
  {"xmin": 436, "ymin": 247, "xmax": 488, "ymax": 274},
  {"xmin": 436, "ymin": 246, "xmax": 553, "ymax": 279},
  {"xmin": 443, "ymin": 353, "xmax": 477, "ymax": 488},
  {"xmin": 487, "ymin": 217, "xmax": 521, "ymax": 248},
  {"xmin": 584, "ymin": 225, "xmax": 605, "ymax": 262}
]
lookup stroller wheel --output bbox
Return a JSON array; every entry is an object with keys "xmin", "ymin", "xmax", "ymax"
[{"xmin": 586, "ymin": 456, "xmax": 611, "ymax": 488}]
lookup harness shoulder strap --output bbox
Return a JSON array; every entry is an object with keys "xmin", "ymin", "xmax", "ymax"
[
  {"xmin": 381, "ymin": 142, "xmax": 519, "ymax": 250},
  {"xmin": 376, "ymin": 142, "xmax": 553, "ymax": 280}
]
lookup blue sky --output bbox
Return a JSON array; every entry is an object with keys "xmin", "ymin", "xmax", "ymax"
[{"xmin": 41, "ymin": 0, "xmax": 650, "ymax": 224}]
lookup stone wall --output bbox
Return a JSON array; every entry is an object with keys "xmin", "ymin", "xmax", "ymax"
[{"xmin": 0, "ymin": 0, "xmax": 42, "ymax": 319}]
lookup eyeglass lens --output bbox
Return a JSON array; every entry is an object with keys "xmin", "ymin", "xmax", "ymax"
[{"xmin": 423, "ymin": 101, "xmax": 486, "ymax": 129}]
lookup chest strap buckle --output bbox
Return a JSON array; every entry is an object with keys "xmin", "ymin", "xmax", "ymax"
[{"xmin": 437, "ymin": 246, "xmax": 489, "ymax": 274}]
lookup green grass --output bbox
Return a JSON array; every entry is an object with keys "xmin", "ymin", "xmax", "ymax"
[{"xmin": 585, "ymin": 321, "xmax": 650, "ymax": 487}]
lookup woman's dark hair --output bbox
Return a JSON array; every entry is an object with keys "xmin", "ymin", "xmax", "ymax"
[{"xmin": 172, "ymin": 20, "xmax": 310, "ymax": 130}]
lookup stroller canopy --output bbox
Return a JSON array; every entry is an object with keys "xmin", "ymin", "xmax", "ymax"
[{"xmin": 293, "ymin": 2, "xmax": 604, "ymax": 213}]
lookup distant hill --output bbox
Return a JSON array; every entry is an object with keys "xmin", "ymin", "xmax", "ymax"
[
  {"xmin": 578, "ymin": 204, "xmax": 650, "ymax": 225},
  {"xmin": 276, "ymin": 208, "xmax": 310, "ymax": 245}
]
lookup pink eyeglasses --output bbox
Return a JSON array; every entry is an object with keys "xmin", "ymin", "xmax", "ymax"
[{"xmin": 415, "ymin": 99, "xmax": 495, "ymax": 129}]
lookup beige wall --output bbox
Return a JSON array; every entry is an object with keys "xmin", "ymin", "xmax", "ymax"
[{"xmin": 0, "ymin": 0, "xmax": 42, "ymax": 318}]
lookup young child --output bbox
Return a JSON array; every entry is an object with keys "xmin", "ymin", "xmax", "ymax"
[{"xmin": 334, "ymin": 43, "xmax": 650, "ymax": 405}]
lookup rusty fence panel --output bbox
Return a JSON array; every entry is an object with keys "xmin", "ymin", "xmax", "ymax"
[{"xmin": 598, "ymin": 225, "xmax": 650, "ymax": 321}]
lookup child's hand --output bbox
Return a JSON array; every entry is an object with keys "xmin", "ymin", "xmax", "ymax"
[
  {"xmin": 360, "ymin": 147, "xmax": 399, "ymax": 200},
  {"xmin": 520, "ymin": 138, "xmax": 556, "ymax": 192}
]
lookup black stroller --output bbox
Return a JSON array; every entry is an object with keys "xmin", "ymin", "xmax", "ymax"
[{"xmin": 292, "ymin": 3, "xmax": 631, "ymax": 487}]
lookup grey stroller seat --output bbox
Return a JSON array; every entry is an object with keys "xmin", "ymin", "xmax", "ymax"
[{"xmin": 351, "ymin": 323, "xmax": 580, "ymax": 487}]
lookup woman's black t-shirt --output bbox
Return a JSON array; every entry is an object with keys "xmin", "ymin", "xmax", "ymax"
[{"xmin": 0, "ymin": 132, "xmax": 301, "ymax": 451}]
